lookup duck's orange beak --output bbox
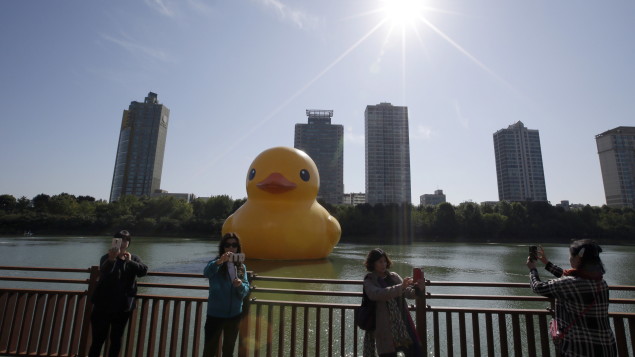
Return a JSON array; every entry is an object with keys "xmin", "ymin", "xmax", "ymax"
[{"xmin": 256, "ymin": 173, "xmax": 297, "ymax": 194}]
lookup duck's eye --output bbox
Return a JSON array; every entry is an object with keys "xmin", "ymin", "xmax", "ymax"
[
  {"xmin": 300, "ymin": 169, "xmax": 310, "ymax": 182},
  {"xmin": 248, "ymin": 168, "xmax": 256, "ymax": 180}
]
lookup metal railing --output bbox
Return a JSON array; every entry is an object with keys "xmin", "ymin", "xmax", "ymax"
[
  {"xmin": 418, "ymin": 271, "xmax": 635, "ymax": 357},
  {"xmin": 1, "ymin": 266, "xmax": 633, "ymax": 356}
]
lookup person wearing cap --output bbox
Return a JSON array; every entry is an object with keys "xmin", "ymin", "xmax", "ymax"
[
  {"xmin": 526, "ymin": 239, "xmax": 617, "ymax": 357},
  {"xmin": 88, "ymin": 230, "xmax": 148, "ymax": 357}
]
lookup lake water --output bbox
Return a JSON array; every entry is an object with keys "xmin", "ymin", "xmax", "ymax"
[{"xmin": 1, "ymin": 235, "xmax": 634, "ymax": 313}]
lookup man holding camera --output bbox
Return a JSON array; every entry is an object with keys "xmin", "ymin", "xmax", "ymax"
[{"xmin": 88, "ymin": 230, "xmax": 148, "ymax": 357}]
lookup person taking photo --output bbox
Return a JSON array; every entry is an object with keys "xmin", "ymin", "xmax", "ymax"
[
  {"xmin": 526, "ymin": 239, "xmax": 617, "ymax": 357},
  {"xmin": 203, "ymin": 232, "xmax": 250, "ymax": 357},
  {"xmin": 89, "ymin": 230, "xmax": 148, "ymax": 357}
]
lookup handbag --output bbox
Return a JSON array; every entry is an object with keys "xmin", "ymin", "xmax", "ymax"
[
  {"xmin": 354, "ymin": 288, "xmax": 376, "ymax": 331},
  {"xmin": 549, "ymin": 318, "xmax": 563, "ymax": 341}
]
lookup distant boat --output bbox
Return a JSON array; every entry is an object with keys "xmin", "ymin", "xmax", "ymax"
[{"xmin": 23, "ymin": 231, "xmax": 33, "ymax": 237}]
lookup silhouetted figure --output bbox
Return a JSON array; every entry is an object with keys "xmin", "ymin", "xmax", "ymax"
[{"xmin": 89, "ymin": 230, "xmax": 147, "ymax": 357}]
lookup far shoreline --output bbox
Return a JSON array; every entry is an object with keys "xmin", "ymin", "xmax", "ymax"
[{"xmin": 3, "ymin": 233, "xmax": 634, "ymax": 247}]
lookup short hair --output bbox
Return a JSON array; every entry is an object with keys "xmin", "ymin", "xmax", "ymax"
[
  {"xmin": 364, "ymin": 248, "xmax": 392, "ymax": 272},
  {"xmin": 114, "ymin": 230, "xmax": 131, "ymax": 242}
]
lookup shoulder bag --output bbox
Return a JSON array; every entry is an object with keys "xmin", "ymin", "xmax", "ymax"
[{"xmin": 354, "ymin": 287, "xmax": 376, "ymax": 331}]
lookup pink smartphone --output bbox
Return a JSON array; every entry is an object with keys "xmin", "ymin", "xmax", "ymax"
[{"xmin": 413, "ymin": 268, "xmax": 423, "ymax": 282}]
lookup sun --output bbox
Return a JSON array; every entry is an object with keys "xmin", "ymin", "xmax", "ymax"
[{"xmin": 381, "ymin": 0, "xmax": 426, "ymax": 27}]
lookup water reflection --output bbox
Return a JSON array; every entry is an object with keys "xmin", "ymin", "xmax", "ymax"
[{"xmin": 247, "ymin": 259, "xmax": 335, "ymax": 277}]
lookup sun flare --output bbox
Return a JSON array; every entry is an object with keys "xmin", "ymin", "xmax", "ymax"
[{"xmin": 381, "ymin": 0, "xmax": 426, "ymax": 27}]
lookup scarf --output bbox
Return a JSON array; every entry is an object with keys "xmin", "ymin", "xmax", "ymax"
[
  {"xmin": 387, "ymin": 297, "xmax": 412, "ymax": 348},
  {"xmin": 562, "ymin": 268, "xmax": 603, "ymax": 281}
]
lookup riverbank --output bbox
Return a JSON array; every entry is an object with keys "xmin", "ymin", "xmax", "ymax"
[
  {"xmin": 4, "ymin": 231, "xmax": 635, "ymax": 247},
  {"xmin": 1, "ymin": 194, "xmax": 634, "ymax": 243},
  {"xmin": 341, "ymin": 234, "xmax": 635, "ymax": 246}
]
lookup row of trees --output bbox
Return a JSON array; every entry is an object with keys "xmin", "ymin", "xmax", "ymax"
[{"xmin": 0, "ymin": 193, "xmax": 633, "ymax": 244}]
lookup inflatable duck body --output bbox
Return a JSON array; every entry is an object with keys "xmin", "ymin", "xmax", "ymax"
[{"xmin": 222, "ymin": 147, "xmax": 341, "ymax": 260}]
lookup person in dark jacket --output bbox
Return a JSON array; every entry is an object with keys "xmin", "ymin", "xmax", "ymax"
[
  {"xmin": 88, "ymin": 230, "xmax": 148, "ymax": 357},
  {"xmin": 527, "ymin": 240, "xmax": 617, "ymax": 357},
  {"xmin": 203, "ymin": 232, "xmax": 250, "ymax": 357}
]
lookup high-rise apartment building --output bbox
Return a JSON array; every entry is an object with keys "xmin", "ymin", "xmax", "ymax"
[
  {"xmin": 493, "ymin": 121, "xmax": 547, "ymax": 201},
  {"xmin": 365, "ymin": 103, "xmax": 411, "ymax": 204},
  {"xmin": 596, "ymin": 126, "xmax": 635, "ymax": 208},
  {"xmin": 109, "ymin": 92, "xmax": 170, "ymax": 202},
  {"xmin": 294, "ymin": 110, "xmax": 344, "ymax": 204}
]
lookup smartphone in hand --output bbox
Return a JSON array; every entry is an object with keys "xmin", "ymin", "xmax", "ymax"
[
  {"xmin": 111, "ymin": 238, "xmax": 122, "ymax": 250},
  {"xmin": 529, "ymin": 245, "xmax": 538, "ymax": 261},
  {"xmin": 413, "ymin": 268, "xmax": 423, "ymax": 282}
]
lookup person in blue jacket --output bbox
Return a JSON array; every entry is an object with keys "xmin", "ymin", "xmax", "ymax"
[{"xmin": 203, "ymin": 232, "xmax": 250, "ymax": 357}]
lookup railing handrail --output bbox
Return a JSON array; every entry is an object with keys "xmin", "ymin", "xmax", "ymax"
[
  {"xmin": 2, "ymin": 266, "xmax": 635, "ymax": 302},
  {"xmin": 0, "ymin": 265, "xmax": 90, "ymax": 273},
  {"xmin": 0, "ymin": 276, "xmax": 89, "ymax": 284},
  {"xmin": 251, "ymin": 275, "xmax": 363, "ymax": 284},
  {"xmin": 2, "ymin": 266, "xmax": 634, "ymax": 292}
]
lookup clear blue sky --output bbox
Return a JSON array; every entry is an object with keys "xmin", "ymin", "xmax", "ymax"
[{"xmin": 1, "ymin": 0, "xmax": 633, "ymax": 206}]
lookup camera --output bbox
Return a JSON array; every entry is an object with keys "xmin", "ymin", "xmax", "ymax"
[
  {"xmin": 528, "ymin": 245, "xmax": 538, "ymax": 261},
  {"xmin": 230, "ymin": 253, "xmax": 245, "ymax": 263}
]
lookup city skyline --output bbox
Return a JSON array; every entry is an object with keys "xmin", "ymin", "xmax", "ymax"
[{"xmin": 1, "ymin": 1, "xmax": 634, "ymax": 206}]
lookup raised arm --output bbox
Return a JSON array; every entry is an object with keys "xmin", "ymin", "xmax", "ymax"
[
  {"xmin": 364, "ymin": 274, "xmax": 409, "ymax": 302},
  {"xmin": 204, "ymin": 258, "xmax": 221, "ymax": 278},
  {"xmin": 128, "ymin": 255, "xmax": 148, "ymax": 277}
]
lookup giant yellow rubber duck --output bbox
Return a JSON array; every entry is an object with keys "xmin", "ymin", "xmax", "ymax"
[{"xmin": 222, "ymin": 147, "xmax": 341, "ymax": 260}]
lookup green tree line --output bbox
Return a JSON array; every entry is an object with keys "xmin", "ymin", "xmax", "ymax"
[{"xmin": 0, "ymin": 193, "xmax": 633, "ymax": 244}]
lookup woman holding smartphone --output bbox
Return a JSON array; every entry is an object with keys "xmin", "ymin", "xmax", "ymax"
[
  {"xmin": 203, "ymin": 232, "xmax": 250, "ymax": 357},
  {"xmin": 362, "ymin": 248, "xmax": 423, "ymax": 357},
  {"xmin": 526, "ymin": 240, "xmax": 616, "ymax": 356}
]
